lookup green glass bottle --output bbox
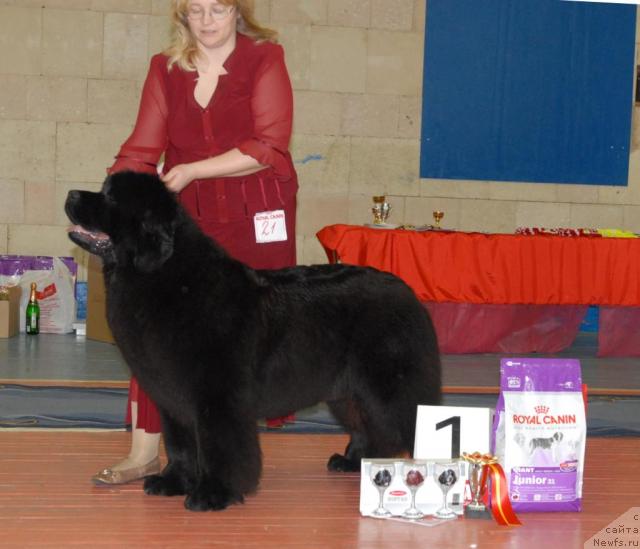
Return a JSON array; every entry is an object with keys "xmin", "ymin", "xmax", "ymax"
[{"xmin": 25, "ymin": 282, "xmax": 40, "ymax": 335}]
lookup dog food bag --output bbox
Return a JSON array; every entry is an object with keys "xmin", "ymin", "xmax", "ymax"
[{"xmin": 492, "ymin": 358, "xmax": 586, "ymax": 512}]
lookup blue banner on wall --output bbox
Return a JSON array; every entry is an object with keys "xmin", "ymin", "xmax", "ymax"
[{"xmin": 420, "ymin": 0, "xmax": 636, "ymax": 185}]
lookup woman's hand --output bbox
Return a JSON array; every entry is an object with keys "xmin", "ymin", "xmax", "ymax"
[
  {"xmin": 160, "ymin": 163, "xmax": 197, "ymax": 193},
  {"xmin": 160, "ymin": 152, "xmax": 266, "ymax": 191}
]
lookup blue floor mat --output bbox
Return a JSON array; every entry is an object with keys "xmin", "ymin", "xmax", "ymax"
[
  {"xmin": 0, "ymin": 385, "xmax": 128, "ymax": 429},
  {"xmin": 0, "ymin": 384, "xmax": 344, "ymax": 432},
  {"xmin": 0, "ymin": 384, "xmax": 638, "ymax": 436}
]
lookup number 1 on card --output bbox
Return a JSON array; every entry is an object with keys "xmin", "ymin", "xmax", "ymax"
[
  {"xmin": 435, "ymin": 415, "xmax": 461, "ymax": 459},
  {"xmin": 414, "ymin": 406, "xmax": 493, "ymax": 460}
]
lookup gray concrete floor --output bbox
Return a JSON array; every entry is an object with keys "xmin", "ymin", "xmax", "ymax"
[
  {"xmin": 0, "ymin": 332, "xmax": 638, "ymax": 391},
  {"xmin": 0, "ymin": 334, "xmax": 129, "ymax": 383}
]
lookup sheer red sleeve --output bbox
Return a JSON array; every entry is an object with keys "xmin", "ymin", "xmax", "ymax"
[
  {"xmin": 237, "ymin": 45, "xmax": 294, "ymax": 179},
  {"xmin": 108, "ymin": 55, "xmax": 169, "ymax": 175}
]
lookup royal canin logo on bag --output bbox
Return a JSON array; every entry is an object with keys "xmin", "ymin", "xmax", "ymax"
[{"xmin": 512, "ymin": 405, "xmax": 576, "ymax": 425}]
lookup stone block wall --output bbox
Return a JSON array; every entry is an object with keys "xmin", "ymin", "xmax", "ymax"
[{"xmin": 0, "ymin": 0, "xmax": 638, "ymax": 277}]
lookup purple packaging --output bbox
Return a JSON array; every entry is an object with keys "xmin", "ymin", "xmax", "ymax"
[
  {"xmin": 492, "ymin": 358, "xmax": 586, "ymax": 512},
  {"xmin": 0, "ymin": 255, "xmax": 78, "ymax": 295},
  {"xmin": 0, "ymin": 255, "xmax": 77, "ymax": 279}
]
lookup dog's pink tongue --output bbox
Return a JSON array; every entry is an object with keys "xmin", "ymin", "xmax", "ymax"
[{"xmin": 67, "ymin": 225, "xmax": 108, "ymax": 240}]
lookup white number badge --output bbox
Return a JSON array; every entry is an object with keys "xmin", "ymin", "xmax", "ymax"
[{"xmin": 254, "ymin": 210, "xmax": 287, "ymax": 243}]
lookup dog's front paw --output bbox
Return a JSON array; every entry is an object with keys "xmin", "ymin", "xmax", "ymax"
[
  {"xmin": 143, "ymin": 473, "xmax": 186, "ymax": 496},
  {"xmin": 327, "ymin": 453, "xmax": 360, "ymax": 472},
  {"xmin": 184, "ymin": 485, "xmax": 244, "ymax": 512}
]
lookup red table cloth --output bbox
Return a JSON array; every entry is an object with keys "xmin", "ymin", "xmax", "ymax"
[
  {"xmin": 317, "ymin": 224, "xmax": 640, "ymax": 306},
  {"xmin": 316, "ymin": 225, "xmax": 640, "ymax": 355}
]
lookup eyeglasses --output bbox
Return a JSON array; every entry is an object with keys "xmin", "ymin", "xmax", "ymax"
[{"xmin": 186, "ymin": 3, "xmax": 234, "ymax": 22}]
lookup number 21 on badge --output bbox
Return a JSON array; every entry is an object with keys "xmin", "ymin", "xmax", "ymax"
[
  {"xmin": 413, "ymin": 406, "xmax": 493, "ymax": 460},
  {"xmin": 254, "ymin": 210, "xmax": 287, "ymax": 244}
]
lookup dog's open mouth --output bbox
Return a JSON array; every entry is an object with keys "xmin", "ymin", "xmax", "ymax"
[{"xmin": 67, "ymin": 225, "xmax": 113, "ymax": 255}]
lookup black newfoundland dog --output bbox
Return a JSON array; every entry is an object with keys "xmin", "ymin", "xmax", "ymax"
[{"xmin": 65, "ymin": 172, "xmax": 441, "ymax": 511}]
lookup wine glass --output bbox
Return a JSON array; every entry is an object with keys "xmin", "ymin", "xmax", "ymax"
[
  {"xmin": 433, "ymin": 461, "xmax": 459, "ymax": 519},
  {"xmin": 402, "ymin": 462, "xmax": 427, "ymax": 519},
  {"xmin": 432, "ymin": 211, "xmax": 444, "ymax": 229},
  {"xmin": 369, "ymin": 462, "xmax": 394, "ymax": 517}
]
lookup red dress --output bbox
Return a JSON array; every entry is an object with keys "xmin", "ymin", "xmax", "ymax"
[{"xmin": 110, "ymin": 33, "xmax": 298, "ymax": 432}]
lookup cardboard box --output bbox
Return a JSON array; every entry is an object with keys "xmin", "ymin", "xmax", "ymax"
[
  {"xmin": 0, "ymin": 285, "xmax": 22, "ymax": 338},
  {"xmin": 86, "ymin": 255, "xmax": 114, "ymax": 344}
]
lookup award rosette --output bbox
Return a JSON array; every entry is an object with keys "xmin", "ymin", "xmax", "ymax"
[{"xmin": 462, "ymin": 452, "xmax": 522, "ymax": 526}]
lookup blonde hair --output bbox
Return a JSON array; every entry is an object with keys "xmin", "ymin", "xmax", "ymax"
[{"xmin": 165, "ymin": 0, "xmax": 278, "ymax": 71}]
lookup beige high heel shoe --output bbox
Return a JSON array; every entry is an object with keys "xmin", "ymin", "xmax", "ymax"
[{"xmin": 91, "ymin": 456, "xmax": 162, "ymax": 485}]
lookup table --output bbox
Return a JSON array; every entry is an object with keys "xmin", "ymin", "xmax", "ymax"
[{"xmin": 316, "ymin": 225, "xmax": 640, "ymax": 355}]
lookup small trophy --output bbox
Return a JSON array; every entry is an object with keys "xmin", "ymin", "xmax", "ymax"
[
  {"xmin": 461, "ymin": 452, "xmax": 496, "ymax": 519},
  {"xmin": 372, "ymin": 196, "xmax": 391, "ymax": 225},
  {"xmin": 432, "ymin": 210, "xmax": 444, "ymax": 229}
]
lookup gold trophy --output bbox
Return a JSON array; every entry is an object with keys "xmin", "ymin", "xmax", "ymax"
[
  {"xmin": 372, "ymin": 196, "xmax": 391, "ymax": 225},
  {"xmin": 432, "ymin": 210, "xmax": 444, "ymax": 229},
  {"xmin": 461, "ymin": 452, "xmax": 497, "ymax": 519}
]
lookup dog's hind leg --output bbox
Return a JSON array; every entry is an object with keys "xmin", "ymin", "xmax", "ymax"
[
  {"xmin": 326, "ymin": 397, "xmax": 410, "ymax": 471},
  {"xmin": 341, "ymin": 370, "xmax": 427, "ymax": 465},
  {"xmin": 326, "ymin": 362, "xmax": 434, "ymax": 472},
  {"xmin": 326, "ymin": 399, "xmax": 368, "ymax": 472},
  {"xmin": 356, "ymin": 398, "xmax": 411, "ymax": 461},
  {"xmin": 351, "ymin": 321, "xmax": 440, "ymax": 461}
]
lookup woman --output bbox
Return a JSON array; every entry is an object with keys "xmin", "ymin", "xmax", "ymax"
[{"xmin": 92, "ymin": 0, "xmax": 297, "ymax": 485}]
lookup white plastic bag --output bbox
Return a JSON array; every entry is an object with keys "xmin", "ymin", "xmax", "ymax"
[{"xmin": 17, "ymin": 257, "xmax": 76, "ymax": 334}]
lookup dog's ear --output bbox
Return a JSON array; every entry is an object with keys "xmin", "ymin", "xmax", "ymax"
[{"xmin": 133, "ymin": 214, "xmax": 175, "ymax": 273}]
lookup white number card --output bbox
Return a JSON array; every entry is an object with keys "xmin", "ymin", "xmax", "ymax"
[
  {"xmin": 254, "ymin": 210, "xmax": 287, "ymax": 243},
  {"xmin": 413, "ymin": 405, "xmax": 493, "ymax": 460}
]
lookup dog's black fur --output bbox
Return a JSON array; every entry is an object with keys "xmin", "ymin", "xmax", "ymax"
[{"xmin": 65, "ymin": 172, "xmax": 441, "ymax": 511}]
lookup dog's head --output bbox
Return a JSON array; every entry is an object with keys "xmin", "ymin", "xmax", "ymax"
[{"xmin": 65, "ymin": 171, "xmax": 178, "ymax": 273}]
